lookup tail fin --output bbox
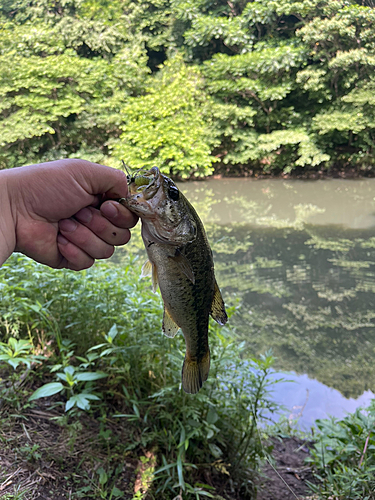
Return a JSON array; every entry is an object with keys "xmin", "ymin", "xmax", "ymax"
[{"xmin": 181, "ymin": 350, "xmax": 210, "ymax": 394}]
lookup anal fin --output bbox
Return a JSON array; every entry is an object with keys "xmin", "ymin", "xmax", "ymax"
[
  {"xmin": 210, "ymin": 280, "xmax": 228, "ymax": 326},
  {"xmin": 162, "ymin": 307, "xmax": 180, "ymax": 338}
]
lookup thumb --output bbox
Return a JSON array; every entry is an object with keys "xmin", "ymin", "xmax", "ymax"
[{"xmin": 66, "ymin": 160, "xmax": 129, "ymax": 199}]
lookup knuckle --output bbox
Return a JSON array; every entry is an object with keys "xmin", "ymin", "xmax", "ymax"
[
  {"xmin": 60, "ymin": 242, "xmax": 94, "ymax": 270},
  {"xmin": 91, "ymin": 219, "xmax": 108, "ymax": 236}
]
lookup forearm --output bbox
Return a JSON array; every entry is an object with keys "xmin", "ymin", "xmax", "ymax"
[{"xmin": 0, "ymin": 172, "xmax": 16, "ymax": 266}]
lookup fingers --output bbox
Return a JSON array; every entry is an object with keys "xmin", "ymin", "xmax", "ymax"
[
  {"xmin": 57, "ymin": 235, "xmax": 95, "ymax": 271},
  {"xmin": 75, "ymin": 206, "xmax": 133, "ymax": 246},
  {"xmin": 100, "ymin": 200, "xmax": 138, "ymax": 229},
  {"xmin": 64, "ymin": 160, "xmax": 129, "ymax": 199},
  {"xmin": 57, "ymin": 203, "xmax": 138, "ymax": 270},
  {"xmin": 58, "ymin": 217, "xmax": 116, "ymax": 261}
]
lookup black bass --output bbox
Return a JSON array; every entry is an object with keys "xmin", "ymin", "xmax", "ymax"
[{"xmin": 120, "ymin": 167, "xmax": 227, "ymax": 394}]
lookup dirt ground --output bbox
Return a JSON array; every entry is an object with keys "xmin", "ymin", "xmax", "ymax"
[
  {"xmin": 0, "ymin": 399, "xmax": 317, "ymax": 500},
  {"xmin": 257, "ymin": 437, "xmax": 317, "ymax": 500},
  {"xmin": 0, "ymin": 403, "xmax": 139, "ymax": 499}
]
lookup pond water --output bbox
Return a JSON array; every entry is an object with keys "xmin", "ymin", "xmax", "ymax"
[
  {"xmin": 178, "ymin": 178, "xmax": 375, "ymax": 428},
  {"xmin": 120, "ymin": 177, "xmax": 375, "ymax": 428}
]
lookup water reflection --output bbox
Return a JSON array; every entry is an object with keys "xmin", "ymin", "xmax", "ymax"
[
  {"xmin": 209, "ymin": 224, "xmax": 375, "ymax": 399},
  {"xmin": 269, "ymin": 372, "xmax": 374, "ymax": 430},
  {"xmin": 181, "ymin": 178, "xmax": 375, "ymax": 425},
  {"xmin": 119, "ymin": 178, "xmax": 375, "ymax": 426},
  {"xmin": 180, "ymin": 178, "xmax": 375, "ymax": 229}
]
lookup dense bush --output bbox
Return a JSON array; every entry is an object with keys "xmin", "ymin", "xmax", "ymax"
[{"xmin": 2, "ymin": 0, "xmax": 375, "ymax": 176}]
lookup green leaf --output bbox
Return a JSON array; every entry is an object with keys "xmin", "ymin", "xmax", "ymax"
[
  {"xmin": 206, "ymin": 408, "xmax": 219, "ymax": 425},
  {"xmin": 208, "ymin": 443, "xmax": 222, "ymax": 458},
  {"xmin": 153, "ymin": 463, "xmax": 176, "ymax": 475},
  {"xmin": 29, "ymin": 382, "xmax": 64, "ymax": 401},
  {"xmin": 97, "ymin": 467, "xmax": 108, "ymax": 485},
  {"xmin": 65, "ymin": 393, "xmax": 100, "ymax": 412},
  {"xmin": 132, "ymin": 403, "xmax": 140, "ymax": 418},
  {"xmin": 177, "ymin": 454, "xmax": 185, "ymax": 491},
  {"xmin": 65, "ymin": 397, "xmax": 76, "ymax": 412},
  {"xmin": 111, "ymin": 487, "xmax": 124, "ymax": 498},
  {"xmin": 106, "ymin": 324, "xmax": 118, "ymax": 342},
  {"xmin": 75, "ymin": 372, "xmax": 107, "ymax": 381}
]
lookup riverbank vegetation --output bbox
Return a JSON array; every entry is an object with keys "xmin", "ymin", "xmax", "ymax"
[
  {"xmin": 1, "ymin": 254, "xmax": 375, "ymax": 499},
  {"xmin": 307, "ymin": 407, "xmax": 375, "ymax": 499},
  {"xmin": 2, "ymin": 0, "xmax": 375, "ymax": 177},
  {"xmin": 0, "ymin": 254, "xmax": 280, "ymax": 499}
]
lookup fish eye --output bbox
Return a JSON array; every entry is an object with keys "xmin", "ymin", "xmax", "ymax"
[{"xmin": 168, "ymin": 185, "xmax": 179, "ymax": 201}]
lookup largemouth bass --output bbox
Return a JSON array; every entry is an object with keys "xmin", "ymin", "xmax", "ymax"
[{"xmin": 120, "ymin": 166, "xmax": 227, "ymax": 394}]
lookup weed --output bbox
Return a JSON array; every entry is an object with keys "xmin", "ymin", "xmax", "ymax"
[
  {"xmin": 0, "ymin": 338, "xmax": 36, "ymax": 370},
  {"xmin": 0, "ymin": 255, "xmax": 282, "ymax": 499},
  {"xmin": 29, "ymin": 358, "xmax": 107, "ymax": 412},
  {"xmin": 307, "ymin": 403, "xmax": 375, "ymax": 499},
  {"xmin": 0, "ymin": 485, "xmax": 30, "ymax": 500},
  {"xmin": 19, "ymin": 443, "xmax": 42, "ymax": 462}
]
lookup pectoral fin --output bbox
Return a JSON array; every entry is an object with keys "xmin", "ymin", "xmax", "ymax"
[
  {"xmin": 169, "ymin": 250, "xmax": 195, "ymax": 284},
  {"xmin": 162, "ymin": 307, "xmax": 180, "ymax": 338},
  {"xmin": 141, "ymin": 259, "xmax": 158, "ymax": 293},
  {"xmin": 210, "ymin": 281, "xmax": 228, "ymax": 326},
  {"xmin": 141, "ymin": 260, "xmax": 152, "ymax": 278}
]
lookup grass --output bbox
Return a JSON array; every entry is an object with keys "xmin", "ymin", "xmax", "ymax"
[
  {"xmin": 2, "ymin": 254, "xmax": 373, "ymax": 500},
  {"xmin": 0, "ymin": 401, "xmax": 139, "ymax": 499},
  {"xmin": 306, "ymin": 405, "xmax": 375, "ymax": 499},
  {"xmin": 0, "ymin": 254, "xmax": 281, "ymax": 499}
]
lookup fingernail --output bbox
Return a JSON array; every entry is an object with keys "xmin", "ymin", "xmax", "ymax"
[
  {"xmin": 57, "ymin": 234, "xmax": 69, "ymax": 245},
  {"xmin": 59, "ymin": 218, "xmax": 77, "ymax": 232},
  {"xmin": 75, "ymin": 208, "xmax": 92, "ymax": 223},
  {"xmin": 101, "ymin": 202, "xmax": 118, "ymax": 218}
]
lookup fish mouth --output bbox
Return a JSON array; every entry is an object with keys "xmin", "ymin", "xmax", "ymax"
[{"xmin": 127, "ymin": 166, "xmax": 161, "ymax": 199}]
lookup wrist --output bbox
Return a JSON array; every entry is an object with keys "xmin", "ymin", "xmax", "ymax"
[{"xmin": 0, "ymin": 171, "xmax": 16, "ymax": 266}]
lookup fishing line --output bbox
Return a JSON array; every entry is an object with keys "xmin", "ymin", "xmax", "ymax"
[
  {"xmin": 249, "ymin": 400, "xmax": 302, "ymax": 500},
  {"xmin": 121, "ymin": 160, "xmax": 151, "ymax": 181}
]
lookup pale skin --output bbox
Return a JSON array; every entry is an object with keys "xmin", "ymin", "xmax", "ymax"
[{"xmin": 0, "ymin": 159, "xmax": 138, "ymax": 269}]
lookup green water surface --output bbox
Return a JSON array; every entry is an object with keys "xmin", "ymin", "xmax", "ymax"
[{"xmin": 180, "ymin": 178, "xmax": 375, "ymax": 400}]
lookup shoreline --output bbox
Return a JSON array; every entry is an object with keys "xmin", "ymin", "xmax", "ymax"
[
  {"xmin": 176, "ymin": 166, "xmax": 375, "ymax": 182},
  {"xmin": 212, "ymin": 167, "xmax": 375, "ymax": 181}
]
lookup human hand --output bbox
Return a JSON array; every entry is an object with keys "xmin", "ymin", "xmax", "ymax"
[{"xmin": 1, "ymin": 159, "xmax": 138, "ymax": 269}]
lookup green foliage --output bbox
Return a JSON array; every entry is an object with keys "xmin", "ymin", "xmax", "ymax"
[
  {"xmin": 2, "ymin": 0, "xmax": 375, "ymax": 175},
  {"xmin": 0, "ymin": 254, "xmax": 281, "ymax": 498},
  {"xmin": 28, "ymin": 354, "xmax": 107, "ymax": 412},
  {"xmin": 0, "ymin": 484, "xmax": 30, "ymax": 500},
  {"xmin": 0, "ymin": 338, "xmax": 36, "ymax": 370},
  {"xmin": 0, "ymin": 0, "xmax": 149, "ymax": 169},
  {"xmin": 112, "ymin": 56, "xmax": 218, "ymax": 178},
  {"xmin": 307, "ymin": 405, "xmax": 375, "ymax": 499}
]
